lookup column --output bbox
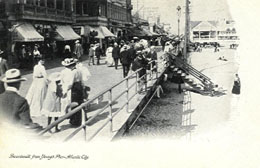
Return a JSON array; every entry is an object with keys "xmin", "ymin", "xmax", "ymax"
[
  {"xmin": 198, "ymin": 31, "xmax": 201, "ymax": 41},
  {"xmin": 62, "ymin": 0, "xmax": 65, "ymax": 10},
  {"xmin": 44, "ymin": 0, "xmax": 47, "ymax": 7},
  {"xmin": 54, "ymin": 0, "xmax": 56, "ymax": 9}
]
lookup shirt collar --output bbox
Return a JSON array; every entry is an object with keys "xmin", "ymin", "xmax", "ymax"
[{"xmin": 6, "ymin": 86, "xmax": 19, "ymax": 94}]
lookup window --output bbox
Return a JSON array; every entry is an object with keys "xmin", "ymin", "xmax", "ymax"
[
  {"xmin": 47, "ymin": 0, "xmax": 54, "ymax": 8},
  {"xmin": 56, "ymin": 0, "xmax": 63, "ymax": 10},
  {"xmin": 76, "ymin": 1, "xmax": 82, "ymax": 15},
  {"xmin": 82, "ymin": 2, "xmax": 87, "ymax": 14}
]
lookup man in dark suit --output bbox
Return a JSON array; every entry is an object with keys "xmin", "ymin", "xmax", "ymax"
[
  {"xmin": 112, "ymin": 43, "xmax": 120, "ymax": 69},
  {"xmin": 120, "ymin": 45, "xmax": 131, "ymax": 78},
  {"xmin": 0, "ymin": 69, "xmax": 41, "ymax": 129},
  {"xmin": 0, "ymin": 50, "xmax": 8, "ymax": 76},
  {"xmin": 0, "ymin": 50, "xmax": 8, "ymax": 94},
  {"xmin": 95, "ymin": 43, "xmax": 102, "ymax": 65}
]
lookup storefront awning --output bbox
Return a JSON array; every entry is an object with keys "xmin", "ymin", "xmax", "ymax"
[
  {"xmin": 142, "ymin": 29, "xmax": 153, "ymax": 36},
  {"xmin": 13, "ymin": 23, "xmax": 44, "ymax": 42},
  {"xmin": 128, "ymin": 28, "xmax": 147, "ymax": 37},
  {"xmin": 82, "ymin": 26, "xmax": 115, "ymax": 39},
  {"xmin": 54, "ymin": 25, "xmax": 81, "ymax": 41}
]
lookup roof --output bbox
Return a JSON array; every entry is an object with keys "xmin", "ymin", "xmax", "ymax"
[
  {"xmin": 191, "ymin": 21, "xmax": 218, "ymax": 31},
  {"xmin": 190, "ymin": 21, "xmax": 201, "ymax": 29}
]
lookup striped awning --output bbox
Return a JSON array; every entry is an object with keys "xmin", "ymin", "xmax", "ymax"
[
  {"xmin": 13, "ymin": 23, "xmax": 44, "ymax": 42},
  {"xmin": 54, "ymin": 25, "xmax": 81, "ymax": 41},
  {"xmin": 82, "ymin": 26, "xmax": 115, "ymax": 39}
]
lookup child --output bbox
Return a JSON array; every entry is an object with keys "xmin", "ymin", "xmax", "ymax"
[{"xmin": 42, "ymin": 72, "xmax": 63, "ymax": 133}]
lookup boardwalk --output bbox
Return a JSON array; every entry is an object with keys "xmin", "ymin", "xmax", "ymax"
[{"xmin": 20, "ymin": 52, "xmax": 164, "ymax": 142}]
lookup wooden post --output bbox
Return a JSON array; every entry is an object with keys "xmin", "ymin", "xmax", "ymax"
[
  {"xmin": 62, "ymin": 0, "xmax": 65, "ymax": 10},
  {"xmin": 144, "ymin": 73, "xmax": 147, "ymax": 91},
  {"xmin": 109, "ymin": 89, "xmax": 113, "ymax": 132},
  {"xmin": 125, "ymin": 78, "xmax": 129, "ymax": 113},
  {"xmin": 81, "ymin": 109, "xmax": 87, "ymax": 141},
  {"xmin": 54, "ymin": 0, "xmax": 56, "ymax": 9},
  {"xmin": 135, "ymin": 72, "xmax": 138, "ymax": 94},
  {"xmin": 149, "ymin": 62, "xmax": 152, "ymax": 81}
]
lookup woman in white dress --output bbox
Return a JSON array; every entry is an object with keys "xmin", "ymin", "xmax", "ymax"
[
  {"xmin": 60, "ymin": 58, "xmax": 77, "ymax": 115},
  {"xmin": 105, "ymin": 44, "xmax": 114, "ymax": 67},
  {"xmin": 26, "ymin": 57, "xmax": 48, "ymax": 117}
]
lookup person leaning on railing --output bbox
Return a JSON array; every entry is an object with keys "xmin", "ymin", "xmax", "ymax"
[{"xmin": 131, "ymin": 51, "xmax": 148, "ymax": 93}]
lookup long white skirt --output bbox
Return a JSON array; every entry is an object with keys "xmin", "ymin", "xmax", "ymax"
[
  {"xmin": 26, "ymin": 78, "xmax": 48, "ymax": 117},
  {"xmin": 106, "ymin": 53, "xmax": 114, "ymax": 66}
]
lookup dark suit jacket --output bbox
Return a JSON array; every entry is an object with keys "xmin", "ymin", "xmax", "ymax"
[
  {"xmin": 0, "ymin": 58, "xmax": 8, "ymax": 76},
  {"xmin": 0, "ymin": 91, "xmax": 33, "ymax": 125},
  {"xmin": 120, "ymin": 50, "xmax": 131, "ymax": 65},
  {"xmin": 112, "ymin": 47, "xmax": 120, "ymax": 59},
  {"xmin": 95, "ymin": 47, "xmax": 102, "ymax": 58}
]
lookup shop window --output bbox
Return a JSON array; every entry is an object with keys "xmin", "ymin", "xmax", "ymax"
[
  {"xmin": 76, "ymin": 1, "xmax": 82, "ymax": 15},
  {"xmin": 47, "ymin": 0, "xmax": 54, "ymax": 8},
  {"xmin": 24, "ymin": 0, "xmax": 34, "ymax": 5},
  {"xmin": 56, "ymin": 0, "xmax": 63, "ymax": 10}
]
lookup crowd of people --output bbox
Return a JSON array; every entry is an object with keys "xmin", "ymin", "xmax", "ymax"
[
  {"xmin": 0, "ymin": 37, "xmax": 177, "ymax": 135},
  {"xmin": 0, "ymin": 53, "xmax": 91, "ymax": 133}
]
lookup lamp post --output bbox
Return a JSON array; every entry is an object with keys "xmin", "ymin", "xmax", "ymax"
[
  {"xmin": 177, "ymin": 6, "xmax": 181, "ymax": 53},
  {"xmin": 177, "ymin": 6, "xmax": 181, "ymax": 37}
]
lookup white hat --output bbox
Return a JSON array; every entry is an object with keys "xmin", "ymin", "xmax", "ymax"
[
  {"xmin": 61, "ymin": 58, "xmax": 78, "ymax": 67},
  {"xmin": 0, "ymin": 49, "xmax": 4, "ymax": 55},
  {"xmin": 2, "ymin": 69, "xmax": 27, "ymax": 83},
  {"xmin": 48, "ymin": 72, "xmax": 61, "ymax": 82},
  {"xmin": 75, "ymin": 40, "xmax": 80, "ymax": 44}
]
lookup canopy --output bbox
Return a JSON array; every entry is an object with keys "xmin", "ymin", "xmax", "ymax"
[
  {"xmin": 128, "ymin": 28, "xmax": 147, "ymax": 37},
  {"xmin": 82, "ymin": 26, "xmax": 115, "ymax": 39},
  {"xmin": 142, "ymin": 29, "xmax": 153, "ymax": 36},
  {"xmin": 54, "ymin": 25, "xmax": 81, "ymax": 41},
  {"xmin": 13, "ymin": 23, "xmax": 44, "ymax": 42}
]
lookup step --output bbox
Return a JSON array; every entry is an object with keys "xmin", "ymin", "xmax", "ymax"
[
  {"xmin": 170, "ymin": 65, "xmax": 175, "ymax": 69},
  {"xmin": 173, "ymin": 68, "xmax": 179, "ymax": 72},
  {"xmin": 181, "ymin": 73, "xmax": 187, "ymax": 77},
  {"xmin": 177, "ymin": 70, "xmax": 182, "ymax": 74}
]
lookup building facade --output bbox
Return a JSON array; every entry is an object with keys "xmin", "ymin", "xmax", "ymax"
[
  {"xmin": 75, "ymin": 0, "xmax": 132, "ymax": 42},
  {"xmin": 190, "ymin": 20, "xmax": 239, "ymax": 46},
  {"xmin": 0, "ymin": 0, "xmax": 80, "ymax": 65}
]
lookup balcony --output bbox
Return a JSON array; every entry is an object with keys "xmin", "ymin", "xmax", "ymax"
[
  {"xmin": 127, "ymin": 4, "xmax": 133, "ymax": 10},
  {"xmin": 0, "ymin": 2, "xmax": 5, "ymax": 17},
  {"xmin": 14, "ymin": 4, "xmax": 75, "ymax": 23}
]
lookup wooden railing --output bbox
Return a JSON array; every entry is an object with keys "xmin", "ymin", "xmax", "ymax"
[{"xmin": 39, "ymin": 55, "xmax": 170, "ymax": 142}]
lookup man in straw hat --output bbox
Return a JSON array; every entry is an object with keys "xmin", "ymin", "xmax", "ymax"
[
  {"xmin": 0, "ymin": 69, "xmax": 42, "ymax": 129},
  {"xmin": 74, "ymin": 40, "xmax": 83, "ymax": 61}
]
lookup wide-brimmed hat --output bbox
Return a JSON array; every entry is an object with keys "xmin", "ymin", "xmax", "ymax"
[
  {"xmin": 2, "ymin": 69, "xmax": 27, "ymax": 83},
  {"xmin": 48, "ymin": 72, "xmax": 61, "ymax": 82},
  {"xmin": 136, "ymin": 50, "xmax": 142, "ymax": 55},
  {"xmin": 61, "ymin": 58, "xmax": 78, "ymax": 67}
]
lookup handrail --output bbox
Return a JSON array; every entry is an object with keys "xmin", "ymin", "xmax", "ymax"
[
  {"xmin": 39, "ymin": 53, "xmax": 170, "ymax": 141},
  {"xmin": 173, "ymin": 56, "xmax": 213, "ymax": 84}
]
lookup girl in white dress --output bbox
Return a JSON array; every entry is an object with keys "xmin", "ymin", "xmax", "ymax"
[
  {"xmin": 26, "ymin": 58, "xmax": 48, "ymax": 117},
  {"xmin": 105, "ymin": 44, "xmax": 114, "ymax": 67},
  {"xmin": 41, "ymin": 72, "xmax": 63, "ymax": 132}
]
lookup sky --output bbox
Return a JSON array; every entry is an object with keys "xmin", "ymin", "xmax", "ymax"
[{"xmin": 132, "ymin": 0, "xmax": 232, "ymax": 34}]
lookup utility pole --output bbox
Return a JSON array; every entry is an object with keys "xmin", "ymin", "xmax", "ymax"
[{"xmin": 184, "ymin": 0, "xmax": 190, "ymax": 62}]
